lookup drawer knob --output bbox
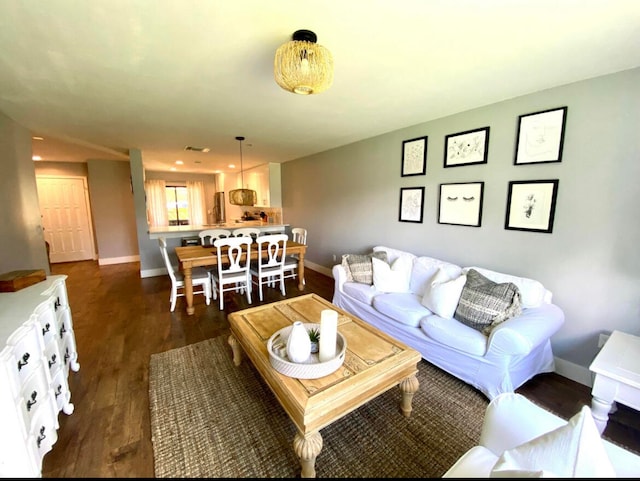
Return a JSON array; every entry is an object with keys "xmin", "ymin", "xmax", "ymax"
[
  {"xmin": 55, "ymin": 384, "xmax": 62, "ymax": 398},
  {"xmin": 37, "ymin": 426, "xmax": 46, "ymax": 448},
  {"xmin": 17, "ymin": 352, "xmax": 30, "ymax": 371},
  {"xmin": 26, "ymin": 390, "xmax": 38, "ymax": 411},
  {"xmin": 59, "ymin": 324, "xmax": 66, "ymax": 339},
  {"xmin": 48, "ymin": 353, "xmax": 57, "ymax": 368},
  {"xmin": 42, "ymin": 323, "xmax": 50, "ymax": 336}
]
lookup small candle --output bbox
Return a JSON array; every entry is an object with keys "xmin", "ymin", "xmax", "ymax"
[{"xmin": 319, "ymin": 309, "xmax": 338, "ymax": 362}]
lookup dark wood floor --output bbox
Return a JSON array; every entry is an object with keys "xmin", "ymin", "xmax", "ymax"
[{"xmin": 41, "ymin": 260, "xmax": 640, "ymax": 477}]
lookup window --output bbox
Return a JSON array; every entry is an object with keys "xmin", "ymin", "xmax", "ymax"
[{"xmin": 166, "ymin": 185, "xmax": 190, "ymax": 226}]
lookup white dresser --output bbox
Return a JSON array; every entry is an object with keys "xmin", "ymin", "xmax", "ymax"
[{"xmin": 0, "ymin": 275, "xmax": 80, "ymax": 477}]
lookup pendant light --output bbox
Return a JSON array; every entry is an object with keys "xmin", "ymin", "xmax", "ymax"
[
  {"xmin": 228, "ymin": 136, "xmax": 257, "ymax": 206},
  {"xmin": 274, "ymin": 29, "xmax": 333, "ymax": 95}
]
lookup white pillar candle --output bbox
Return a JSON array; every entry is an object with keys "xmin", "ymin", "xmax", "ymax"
[{"xmin": 319, "ymin": 309, "xmax": 338, "ymax": 362}]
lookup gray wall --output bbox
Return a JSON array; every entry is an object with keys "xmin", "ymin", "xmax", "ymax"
[
  {"xmin": 0, "ymin": 112, "xmax": 50, "ymax": 274},
  {"xmin": 87, "ymin": 159, "xmax": 139, "ymax": 261},
  {"xmin": 281, "ymin": 67, "xmax": 640, "ymax": 372}
]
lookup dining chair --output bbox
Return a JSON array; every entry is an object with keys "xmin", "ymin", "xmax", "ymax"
[
  {"xmin": 250, "ymin": 234, "xmax": 288, "ymax": 302},
  {"xmin": 283, "ymin": 227, "xmax": 307, "ymax": 285},
  {"xmin": 158, "ymin": 237, "xmax": 212, "ymax": 312},
  {"xmin": 199, "ymin": 228, "xmax": 232, "ymax": 246},
  {"xmin": 211, "ymin": 236, "xmax": 252, "ymax": 310},
  {"xmin": 232, "ymin": 227, "xmax": 261, "ymax": 240}
]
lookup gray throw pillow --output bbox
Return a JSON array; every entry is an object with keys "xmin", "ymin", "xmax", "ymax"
[
  {"xmin": 454, "ymin": 268, "xmax": 522, "ymax": 335},
  {"xmin": 341, "ymin": 251, "xmax": 388, "ymax": 285}
]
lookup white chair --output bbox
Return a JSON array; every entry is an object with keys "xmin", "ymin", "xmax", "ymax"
[
  {"xmin": 211, "ymin": 236, "xmax": 252, "ymax": 310},
  {"xmin": 199, "ymin": 228, "xmax": 232, "ymax": 246},
  {"xmin": 283, "ymin": 227, "xmax": 307, "ymax": 285},
  {"xmin": 250, "ymin": 234, "xmax": 288, "ymax": 301},
  {"xmin": 232, "ymin": 227, "xmax": 261, "ymax": 240},
  {"xmin": 158, "ymin": 237, "xmax": 212, "ymax": 312}
]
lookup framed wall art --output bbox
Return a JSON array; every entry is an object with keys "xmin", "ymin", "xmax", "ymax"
[
  {"xmin": 401, "ymin": 135, "xmax": 428, "ymax": 177},
  {"xmin": 399, "ymin": 187, "xmax": 425, "ymax": 223},
  {"xmin": 438, "ymin": 182, "xmax": 484, "ymax": 227},
  {"xmin": 444, "ymin": 126, "xmax": 490, "ymax": 168},
  {"xmin": 514, "ymin": 106, "xmax": 567, "ymax": 165},
  {"xmin": 505, "ymin": 179, "xmax": 559, "ymax": 233}
]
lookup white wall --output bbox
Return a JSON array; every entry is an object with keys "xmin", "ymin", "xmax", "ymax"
[{"xmin": 280, "ymin": 67, "xmax": 640, "ymax": 372}]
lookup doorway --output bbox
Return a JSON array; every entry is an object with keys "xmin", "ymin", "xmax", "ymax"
[{"xmin": 36, "ymin": 175, "xmax": 96, "ymax": 263}]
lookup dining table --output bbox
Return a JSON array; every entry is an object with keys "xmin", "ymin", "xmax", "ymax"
[{"xmin": 175, "ymin": 240, "xmax": 307, "ymax": 315}]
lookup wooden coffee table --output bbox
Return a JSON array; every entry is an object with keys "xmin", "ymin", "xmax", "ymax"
[{"xmin": 227, "ymin": 294, "xmax": 421, "ymax": 478}]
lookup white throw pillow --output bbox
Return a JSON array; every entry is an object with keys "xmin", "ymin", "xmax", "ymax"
[
  {"xmin": 420, "ymin": 268, "xmax": 467, "ymax": 319},
  {"xmin": 372, "ymin": 256, "xmax": 412, "ymax": 293},
  {"xmin": 490, "ymin": 405, "xmax": 616, "ymax": 478}
]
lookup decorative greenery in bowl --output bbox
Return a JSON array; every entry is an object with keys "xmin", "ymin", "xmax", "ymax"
[{"xmin": 308, "ymin": 327, "xmax": 320, "ymax": 353}]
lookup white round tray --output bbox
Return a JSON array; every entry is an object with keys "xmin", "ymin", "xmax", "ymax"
[{"xmin": 267, "ymin": 322, "xmax": 347, "ymax": 379}]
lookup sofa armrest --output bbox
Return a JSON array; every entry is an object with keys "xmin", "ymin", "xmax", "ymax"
[
  {"xmin": 332, "ymin": 264, "xmax": 348, "ymax": 293},
  {"xmin": 486, "ymin": 303, "xmax": 565, "ymax": 356},
  {"xmin": 479, "ymin": 393, "xmax": 567, "ymax": 455}
]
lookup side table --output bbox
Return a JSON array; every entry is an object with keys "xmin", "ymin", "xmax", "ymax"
[{"xmin": 589, "ymin": 330, "xmax": 640, "ymax": 434}]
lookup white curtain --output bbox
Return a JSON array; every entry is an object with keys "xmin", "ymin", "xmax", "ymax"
[
  {"xmin": 186, "ymin": 180, "xmax": 207, "ymax": 226},
  {"xmin": 145, "ymin": 179, "xmax": 168, "ymax": 227}
]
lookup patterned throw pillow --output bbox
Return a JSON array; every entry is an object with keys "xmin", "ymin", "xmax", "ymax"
[
  {"xmin": 454, "ymin": 268, "xmax": 522, "ymax": 335},
  {"xmin": 341, "ymin": 251, "xmax": 388, "ymax": 285}
]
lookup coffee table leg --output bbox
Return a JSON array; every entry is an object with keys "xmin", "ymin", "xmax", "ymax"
[
  {"xmin": 227, "ymin": 334, "xmax": 242, "ymax": 367},
  {"xmin": 293, "ymin": 431, "xmax": 323, "ymax": 478},
  {"xmin": 399, "ymin": 374, "xmax": 420, "ymax": 418}
]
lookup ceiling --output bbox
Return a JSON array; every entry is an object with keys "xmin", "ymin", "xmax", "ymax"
[{"xmin": 1, "ymin": 1, "xmax": 639, "ymax": 174}]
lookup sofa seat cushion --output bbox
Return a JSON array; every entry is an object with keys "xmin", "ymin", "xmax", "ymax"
[
  {"xmin": 420, "ymin": 315, "xmax": 488, "ymax": 356},
  {"xmin": 444, "ymin": 446, "xmax": 499, "ymax": 478},
  {"xmin": 343, "ymin": 281, "xmax": 380, "ymax": 306},
  {"xmin": 372, "ymin": 292, "xmax": 430, "ymax": 328}
]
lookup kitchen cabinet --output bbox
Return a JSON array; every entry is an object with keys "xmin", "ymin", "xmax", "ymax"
[
  {"xmin": 0, "ymin": 275, "xmax": 79, "ymax": 477},
  {"xmin": 243, "ymin": 163, "xmax": 281, "ymax": 207}
]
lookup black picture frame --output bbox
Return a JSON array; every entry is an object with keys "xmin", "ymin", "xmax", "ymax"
[
  {"xmin": 399, "ymin": 187, "xmax": 425, "ymax": 223},
  {"xmin": 401, "ymin": 136, "xmax": 428, "ymax": 177},
  {"xmin": 438, "ymin": 182, "xmax": 484, "ymax": 227},
  {"xmin": 514, "ymin": 107, "xmax": 568, "ymax": 165},
  {"xmin": 505, "ymin": 179, "xmax": 559, "ymax": 233},
  {"xmin": 444, "ymin": 127, "xmax": 490, "ymax": 168}
]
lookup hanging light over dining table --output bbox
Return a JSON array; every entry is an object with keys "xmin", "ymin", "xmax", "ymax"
[
  {"xmin": 228, "ymin": 136, "xmax": 257, "ymax": 206},
  {"xmin": 274, "ymin": 29, "xmax": 334, "ymax": 95}
]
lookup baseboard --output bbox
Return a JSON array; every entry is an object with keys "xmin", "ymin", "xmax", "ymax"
[
  {"xmin": 553, "ymin": 356, "xmax": 593, "ymax": 388},
  {"xmin": 306, "ymin": 260, "xmax": 332, "ymax": 277},
  {"xmin": 98, "ymin": 254, "xmax": 140, "ymax": 266},
  {"xmin": 141, "ymin": 267, "xmax": 168, "ymax": 278}
]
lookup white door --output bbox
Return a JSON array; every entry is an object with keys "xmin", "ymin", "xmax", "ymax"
[{"xmin": 36, "ymin": 176, "xmax": 96, "ymax": 263}]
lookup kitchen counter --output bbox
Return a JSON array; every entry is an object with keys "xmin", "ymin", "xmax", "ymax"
[{"xmin": 148, "ymin": 222, "xmax": 289, "ymax": 240}]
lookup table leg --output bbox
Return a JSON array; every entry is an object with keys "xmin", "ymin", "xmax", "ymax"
[
  {"xmin": 293, "ymin": 431, "xmax": 323, "ymax": 478},
  {"xmin": 183, "ymin": 266, "xmax": 195, "ymax": 315},
  {"xmin": 228, "ymin": 334, "xmax": 243, "ymax": 367},
  {"xmin": 399, "ymin": 374, "xmax": 420, "ymax": 418},
  {"xmin": 297, "ymin": 252, "xmax": 306, "ymax": 291},
  {"xmin": 591, "ymin": 396, "xmax": 614, "ymax": 435}
]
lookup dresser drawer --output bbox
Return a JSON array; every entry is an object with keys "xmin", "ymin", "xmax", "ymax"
[
  {"xmin": 18, "ymin": 361, "xmax": 51, "ymax": 432},
  {"xmin": 27, "ymin": 399, "xmax": 59, "ymax": 468},
  {"xmin": 6, "ymin": 321, "xmax": 43, "ymax": 387}
]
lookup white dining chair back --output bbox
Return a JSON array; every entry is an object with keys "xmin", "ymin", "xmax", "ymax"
[
  {"xmin": 232, "ymin": 227, "xmax": 261, "ymax": 240},
  {"xmin": 283, "ymin": 227, "xmax": 307, "ymax": 285},
  {"xmin": 158, "ymin": 237, "xmax": 212, "ymax": 312},
  {"xmin": 199, "ymin": 228, "xmax": 232, "ymax": 246},
  {"xmin": 250, "ymin": 234, "xmax": 288, "ymax": 302},
  {"xmin": 212, "ymin": 236, "xmax": 252, "ymax": 310}
]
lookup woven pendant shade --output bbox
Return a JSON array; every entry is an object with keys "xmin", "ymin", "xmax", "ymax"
[
  {"xmin": 228, "ymin": 136, "xmax": 257, "ymax": 206},
  {"xmin": 274, "ymin": 30, "xmax": 333, "ymax": 95}
]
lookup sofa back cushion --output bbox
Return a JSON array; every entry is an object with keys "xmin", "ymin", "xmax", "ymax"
[
  {"xmin": 372, "ymin": 255, "xmax": 412, "ymax": 293},
  {"xmin": 341, "ymin": 251, "xmax": 388, "ymax": 284},
  {"xmin": 411, "ymin": 256, "xmax": 463, "ymax": 297},
  {"xmin": 464, "ymin": 266, "xmax": 548, "ymax": 308},
  {"xmin": 373, "ymin": 246, "xmax": 416, "ymax": 264}
]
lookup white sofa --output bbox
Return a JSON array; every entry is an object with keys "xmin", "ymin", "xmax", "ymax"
[
  {"xmin": 444, "ymin": 392, "xmax": 640, "ymax": 477},
  {"xmin": 332, "ymin": 245, "xmax": 565, "ymax": 400}
]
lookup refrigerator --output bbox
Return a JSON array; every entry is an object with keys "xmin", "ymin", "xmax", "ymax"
[{"xmin": 213, "ymin": 191, "xmax": 226, "ymax": 224}]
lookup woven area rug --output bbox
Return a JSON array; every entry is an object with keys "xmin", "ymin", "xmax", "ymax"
[{"xmin": 149, "ymin": 336, "xmax": 488, "ymax": 478}]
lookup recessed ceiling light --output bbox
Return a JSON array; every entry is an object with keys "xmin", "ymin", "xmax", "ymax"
[
  {"xmin": 170, "ymin": 167, "xmax": 177, "ymax": 171},
  {"xmin": 229, "ymin": 164, "xmax": 236, "ymax": 169},
  {"xmin": 32, "ymin": 136, "xmax": 44, "ymax": 141},
  {"xmin": 175, "ymin": 160, "xmax": 183, "ymax": 165},
  {"xmin": 32, "ymin": 155, "xmax": 42, "ymax": 161}
]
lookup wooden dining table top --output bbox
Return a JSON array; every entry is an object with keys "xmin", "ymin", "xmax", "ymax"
[{"xmin": 174, "ymin": 240, "xmax": 306, "ymax": 267}]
